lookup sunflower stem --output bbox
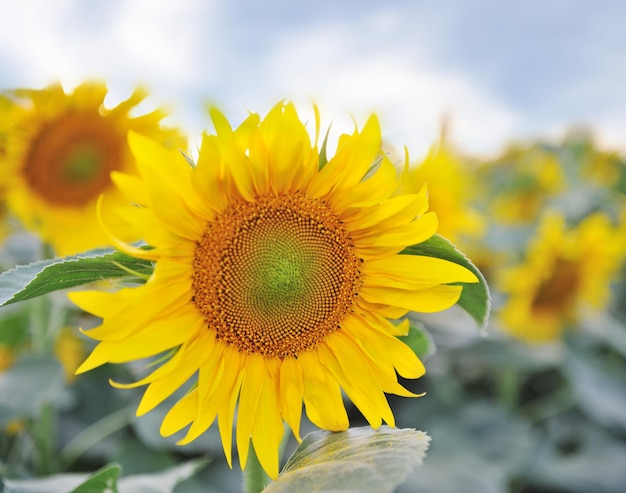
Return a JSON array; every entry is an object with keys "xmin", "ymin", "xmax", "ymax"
[
  {"xmin": 59, "ymin": 405, "xmax": 132, "ymax": 468},
  {"xmin": 29, "ymin": 296, "xmax": 50, "ymax": 354},
  {"xmin": 32, "ymin": 403, "xmax": 58, "ymax": 475},
  {"xmin": 243, "ymin": 444, "xmax": 271, "ymax": 493}
]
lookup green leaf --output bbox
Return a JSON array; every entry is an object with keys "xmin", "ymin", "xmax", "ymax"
[
  {"xmin": 1, "ymin": 464, "xmax": 120, "ymax": 493},
  {"xmin": 1, "ymin": 459, "xmax": 207, "ymax": 493},
  {"xmin": 71, "ymin": 464, "xmax": 121, "ymax": 493},
  {"xmin": 0, "ymin": 248, "xmax": 153, "ymax": 307},
  {"xmin": 0, "ymin": 355, "xmax": 65, "ymax": 426},
  {"xmin": 401, "ymin": 234, "xmax": 491, "ymax": 328},
  {"xmin": 399, "ymin": 321, "xmax": 436, "ymax": 358},
  {"xmin": 117, "ymin": 458, "xmax": 209, "ymax": 493},
  {"xmin": 264, "ymin": 426, "xmax": 430, "ymax": 493}
]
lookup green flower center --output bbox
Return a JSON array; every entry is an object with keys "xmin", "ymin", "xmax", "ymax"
[
  {"xmin": 23, "ymin": 115, "xmax": 122, "ymax": 206},
  {"xmin": 63, "ymin": 144, "xmax": 105, "ymax": 184},
  {"xmin": 249, "ymin": 236, "xmax": 313, "ymax": 314},
  {"xmin": 192, "ymin": 192, "xmax": 362, "ymax": 359}
]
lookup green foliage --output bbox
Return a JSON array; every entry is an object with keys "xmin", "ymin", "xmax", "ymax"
[
  {"xmin": 0, "ymin": 248, "xmax": 153, "ymax": 307},
  {"xmin": 264, "ymin": 426, "xmax": 430, "ymax": 493},
  {"xmin": 0, "ymin": 355, "xmax": 65, "ymax": 427},
  {"xmin": 1, "ymin": 464, "xmax": 120, "ymax": 493},
  {"xmin": 402, "ymin": 234, "xmax": 491, "ymax": 328},
  {"xmin": 0, "ymin": 459, "xmax": 207, "ymax": 493},
  {"xmin": 0, "ymin": 123, "xmax": 625, "ymax": 493}
]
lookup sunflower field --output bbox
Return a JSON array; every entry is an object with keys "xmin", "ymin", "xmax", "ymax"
[{"xmin": 0, "ymin": 82, "xmax": 625, "ymax": 493}]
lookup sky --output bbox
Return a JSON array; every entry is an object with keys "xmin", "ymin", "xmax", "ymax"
[{"xmin": 1, "ymin": 0, "xmax": 625, "ymax": 158}]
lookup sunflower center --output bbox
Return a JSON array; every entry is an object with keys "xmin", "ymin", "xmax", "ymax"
[
  {"xmin": 192, "ymin": 192, "xmax": 362, "ymax": 358},
  {"xmin": 531, "ymin": 257, "xmax": 580, "ymax": 314},
  {"xmin": 23, "ymin": 115, "xmax": 123, "ymax": 206}
]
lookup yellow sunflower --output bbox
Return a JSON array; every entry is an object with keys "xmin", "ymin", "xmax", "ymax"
[
  {"xmin": 498, "ymin": 211, "xmax": 624, "ymax": 343},
  {"xmin": 3, "ymin": 81, "xmax": 186, "ymax": 255},
  {"xmin": 68, "ymin": 102, "xmax": 479, "ymax": 478}
]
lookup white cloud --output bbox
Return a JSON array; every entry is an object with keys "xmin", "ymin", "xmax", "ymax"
[
  {"xmin": 1, "ymin": 1, "xmax": 622, "ymax": 157},
  {"xmin": 0, "ymin": 0, "xmax": 78, "ymax": 83},
  {"xmin": 0, "ymin": 0, "xmax": 218, "ymax": 103},
  {"xmin": 257, "ymin": 20, "xmax": 520, "ymax": 158}
]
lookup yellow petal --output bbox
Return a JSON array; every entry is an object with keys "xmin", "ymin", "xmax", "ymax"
[
  {"xmin": 110, "ymin": 171, "xmax": 149, "ymax": 206},
  {"xmin": 309, "ymin": 115, "xmax": 381, "ymax": 199},
  {"xmin": 76, "ymin": 312, "xmax": 202, "ymax": 373},
  {"xmin": 251, "ymin": 366, "xmax": 283, "ymax": 480},
  {"xmin": 299, "ymin": 349, "xmax": 349, "ymax": 431},
  {"xmin": 128, "ymin": 132, "xmax": 206, "ymax": 241},
  {"xmin": 236, "ymin": 354, "xmax": 266, "ymax": 470},
  {"xmin": 345, "ymin": 313, "xmax": 425, "ymax": 380},
  {"xmin": 67, "ymin": 290, "xmax": 115, "ymax": 319},
  {"xmin": 194, "ymin": 134, "xmax": 229, "ymax": 213},
  {"xmin": 262, "ymin": 102, "xmax": 316, "ymax": 194},
  {"xmin": 352, "ymin": 212, "xmax": 438, "ymax": 248},
  {"xmin": 362, "ymin": 255, "xmax": 479, "ymax": 290},
  {"xmin": 279, "ymin": 356, "xmax": 303, "ymax": 441},
  {"xmin": 160, "ymin": 388, "xmax": 198, "ymax": 437},
  {"xmin": 360, "ymin": 284, "xmax": 464, "ymax": 313},
  {"xmin": 332, "ymin": 157, "xmax": 400, "ymax": 213},
  {"xmin": 177, "ymin": 343, "xmax": 238, "ymax": 446},
  {"xmin": 218, "ymin": 348, "xmax": 244, "ymax": 468},
  {"xmin": 133, "ymin": 332, "xmax": 215, "ymax": 415},
  {"xmin": 344, "ymin": 193, "xmax": 426, "ymax": 231},
  {"xmin": 320, "ymin": 332, "xmax": 394, "ymax": 427}
]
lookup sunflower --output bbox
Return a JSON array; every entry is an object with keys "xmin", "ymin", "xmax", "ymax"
[
  {"xmin": 481, "ymin": 146, "xmax": 565, "ymax": 225},
  {"xmin": 68, "ymin": 102, "xmax": 479, "ymax": 478},
  {"xmin": 3, "ymin": 81, "xmax": 186, "ymax": 255},
  {"xmin": 498, "ymin": 211, "xmax": 624, "ymax": 343}
]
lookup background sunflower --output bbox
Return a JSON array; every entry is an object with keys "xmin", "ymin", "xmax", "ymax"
[{"xmin": 2, "ymin": 81, "xmax": 186, "ymax": 256}]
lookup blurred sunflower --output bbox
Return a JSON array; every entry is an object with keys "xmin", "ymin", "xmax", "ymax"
[
  {"xmin": 563, "ymin": 129, "xmax": 625, "ymax": 188},
  {"xmin": 483, "ymin": 146, "xmax": 565, "ymax": 225},
  {"xmin": 498, "ymin": 211, "xmax": 624, "ymax": 343},
  {"xmin": 0, "ymin": 94, "xmax": 14, "ymax": 243},
  {"xmin": 398, "ymin": 143, "xmax": 484, "ymax": 246},
  {"xmin": 0, "ymin": 344, "xmax": 13, "ymax": 372},
  {"xmin": 69, "ymin": 102, "xmax": 478, "ymax": 478},
  {"xmin": 3, "ymin": 81, "xmax": 186, "ymax": 255},
  {"xmin": 54, "ymin": 327, "xmax": 86, "ymax": 383},
  {"xmin": 583, "ymin": 148, "xmax": 625, "ymax": 188}
]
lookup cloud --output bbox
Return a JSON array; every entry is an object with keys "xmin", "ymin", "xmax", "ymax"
[
  {"xmin": 1, "ymin": 0, "xmax": 622, "ymax": 156},
  {"xmin": 0, "ymin": 0, "xmax": 217, "ymax": 101},
  {"xmin": 255, "ymin": 18, "xmax": 521, "ymax": 157}
]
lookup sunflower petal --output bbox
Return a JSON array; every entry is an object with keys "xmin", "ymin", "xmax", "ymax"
[
  {"xmin": 279, "ymin": 356, "xmax": 303, "ymax": 441},
  {"xmin": 320, "ymin": 332, "xmax": 394, "ymax": 427},
  {"xmin": 299, "ymin": 350, "xmax": 349, "ymax": 431}
]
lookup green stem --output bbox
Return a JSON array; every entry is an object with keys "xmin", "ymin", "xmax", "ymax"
[
  {"xmin": 497, "ymin": 367, "xmax": 520, "ymax": 411},
  {"xmin": 243, "ymin": 443, "xmax": 271, "ymax": 493},
  {"xmin": 60, "ymin": 406, "xmax": 132, "ymax": 468},
  {"xmin": 32, "ymin": 403, "xmax": 58, "ymax": 475},
  {"xmin": 29, "ymin": 296, "xmax": 50, "ymax": 354}
]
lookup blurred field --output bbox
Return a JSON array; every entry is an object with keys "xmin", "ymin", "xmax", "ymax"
[{"xmin": 0, "ymin": 119, "xmax": 625, "ymax": 492}]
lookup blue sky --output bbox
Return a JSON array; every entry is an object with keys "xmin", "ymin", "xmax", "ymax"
[{"xmin": 1, "ymin": 0, "xmax": 624, "ymax": 157}]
